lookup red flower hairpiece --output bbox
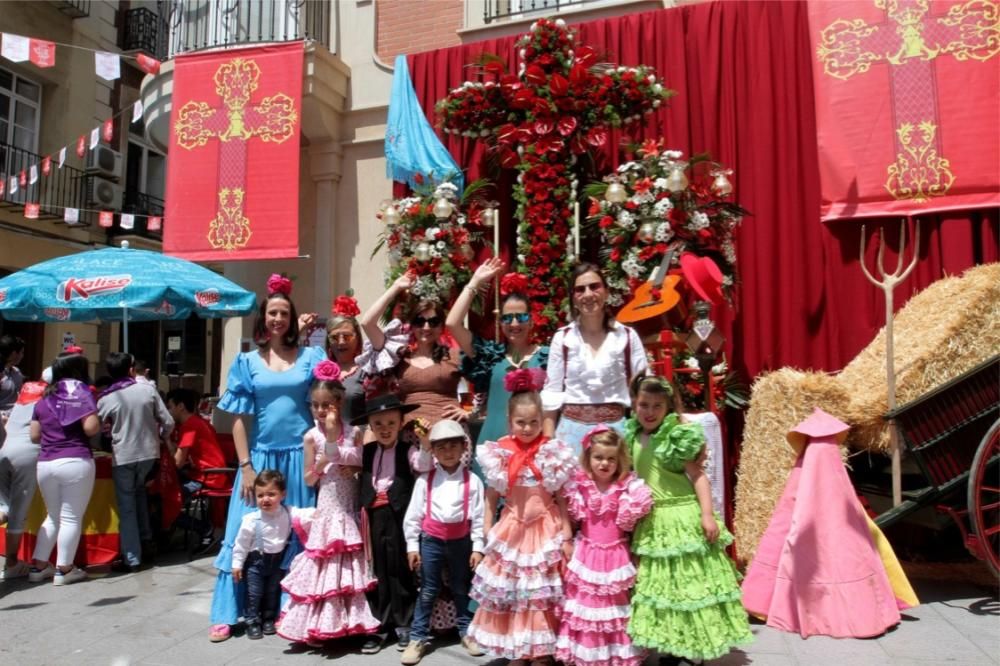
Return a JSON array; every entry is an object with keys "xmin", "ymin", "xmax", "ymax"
[
  {"xmin": 500, "ymin": 272, "xmax": 530, "ymax": 298},
  {"xmin": 313, "ymin": 360, "xmax": 342, "ymax": 383},
  {"xmin": 504, "ymin": 367, "xmax": 546, "ymax": 394},
  {"xmin": 267, "ymin": 274, "xmax": 293, "ymax": 297},
  {"xmin": 331, "ymin": 294, "xmax": 360, "ymax": 318}
]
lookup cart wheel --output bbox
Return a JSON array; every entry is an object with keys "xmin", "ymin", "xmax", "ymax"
[{"xmin": 968, "ymin": 419, "xmax": 1000, "ymax": 579}]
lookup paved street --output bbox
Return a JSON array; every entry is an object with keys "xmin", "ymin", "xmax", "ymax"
[{"xmin": 0, "ymin": 551, "xmax": 996, "ymax": 666}]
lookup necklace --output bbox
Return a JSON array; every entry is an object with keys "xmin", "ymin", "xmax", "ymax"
[{"xmin": 506, "ymin": 344, "xmax": 538, "ymax": 368}]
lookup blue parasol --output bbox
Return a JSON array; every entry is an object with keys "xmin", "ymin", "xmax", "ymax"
[{"xmin": 0, "ymin": 242, "xmax": 256, "ymax": 350}]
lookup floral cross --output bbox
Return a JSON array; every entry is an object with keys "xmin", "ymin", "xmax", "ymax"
[{"xmin": 437, "ymin": 18, "xmax": 670, "ymax": 338}]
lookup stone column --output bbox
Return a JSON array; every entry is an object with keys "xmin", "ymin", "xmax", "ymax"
[{"xmin": 309, "ymin": 141, "xmax": 344, "ymax": 314}]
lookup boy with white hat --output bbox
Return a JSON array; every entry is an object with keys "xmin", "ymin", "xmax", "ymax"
[{"xmin": 401, "ymin": 419, "xmax": 486, "ymax": 663}]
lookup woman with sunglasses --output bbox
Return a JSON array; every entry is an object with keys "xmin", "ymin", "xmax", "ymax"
[
  {"xmin": 325, "ymin": 294, "xmax": 366, "ymax": 423},
  {"xmin": 541, "ymin": 263, "xmax": 647, "ymax": 456},
  {"xmin": 358, "ymin": 272, "xmax": 468, "ymax": 429},
  {"xmin": 445, "ymin": 257, "xmax": 549, "ymax": 453}
]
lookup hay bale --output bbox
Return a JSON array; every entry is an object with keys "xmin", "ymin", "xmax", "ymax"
[
  {"xmin": 733, "ymin": 369, "xmax": 851, "ymax": 566},
  {"xmin": 838, "ymin": 263, "xmax": 1000, "ymax": 452}
]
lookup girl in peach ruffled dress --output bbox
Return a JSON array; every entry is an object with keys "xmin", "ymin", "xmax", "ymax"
[{"xmin": 466, "ymin": 369, "xmax": 577, "ymax": 665}]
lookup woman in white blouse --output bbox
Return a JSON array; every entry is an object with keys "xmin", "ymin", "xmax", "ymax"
[{"xmin": 542, "ymin": 263, "xmax": 647, "ymax": 455}]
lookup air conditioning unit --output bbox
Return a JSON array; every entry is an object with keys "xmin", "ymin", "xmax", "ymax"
[
  {"xmin": 86, "ymin": 176, "xmax": 123, "ymax": 209},
  {"xmin": 84, "ymin": 145, "xmax": 123, "ymax": 179}
]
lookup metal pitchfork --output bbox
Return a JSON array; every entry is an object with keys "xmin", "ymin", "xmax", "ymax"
[{"xmin": 860, "ymin": 219, "xmax": 920, "ymax": 507}]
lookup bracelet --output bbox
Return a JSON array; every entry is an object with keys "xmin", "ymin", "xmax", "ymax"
[
  {"xmin": 464, "ymin": 283, "xmax": 479, "ymax": 293},
  {"xmin": 239, "ymin": 458, "xmax": 252, "ymax": 468}
]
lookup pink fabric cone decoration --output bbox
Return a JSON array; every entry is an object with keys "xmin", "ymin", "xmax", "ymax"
[{"xmin": 741, "ymin": 407, "xmax": 902, "ymax": 638}]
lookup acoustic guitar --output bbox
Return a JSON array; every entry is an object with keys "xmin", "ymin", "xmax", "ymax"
[{"xmin": 616, "ymin": 247, "xmax": 682, "ymax": 325}]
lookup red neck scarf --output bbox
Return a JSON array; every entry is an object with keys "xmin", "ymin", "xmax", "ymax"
[{"xmin": 502, "ymin": 434, "xmax": 547, "ymax": 489}]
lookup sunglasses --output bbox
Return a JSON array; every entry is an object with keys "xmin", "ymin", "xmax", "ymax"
[
  {"xmin": 500, "ymin": 312, "xmax": 531, "ymax": 324},
  {"xmin": 412, "ymin": 316, "xmax": 443, "ymax": 328},
  {"xmin": 573, "ymin": 281, "xmax": 605, "ymax": 295},
  {"xmin": 328, "ymin": 332, "xmax": 357, "ymax": 342}
]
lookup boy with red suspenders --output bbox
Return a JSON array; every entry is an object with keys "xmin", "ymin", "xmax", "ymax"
[{"xmin": 401, "ymin": 419, "xmax": 486, "ymax": 664}]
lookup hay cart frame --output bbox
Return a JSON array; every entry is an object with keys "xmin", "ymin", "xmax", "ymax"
[{"xmin": 874, "ymin": 356, "xmax": 1000, "ymax": 577}]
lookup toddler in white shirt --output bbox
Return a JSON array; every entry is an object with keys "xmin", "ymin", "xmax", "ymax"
[{"xmin": 231, "ymin": 470, "xmax": 304, "ymax": 639}]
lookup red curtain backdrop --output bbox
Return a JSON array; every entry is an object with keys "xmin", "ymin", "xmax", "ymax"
[
  {"xmin": 165, "ymin": 42, "xmax": 303, "ymax": 261},
  {"xmin": 405, "ymin": 1, "xmax": 998, "ymax": 382}
]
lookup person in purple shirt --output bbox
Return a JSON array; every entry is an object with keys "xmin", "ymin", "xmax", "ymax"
[{"xmin": 27, "ymin": 351, "xmax": 100, "ymax": 586}]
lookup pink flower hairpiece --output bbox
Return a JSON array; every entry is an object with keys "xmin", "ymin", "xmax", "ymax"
[
  {"xmin": 267, "ymin": 274, "xmax": 293, "ymax": 297},
  {"xmin": 313, "ymin": 360, "xmax": 342, "ymax": 383},
  {"xmin": 504, "ymin": 367, "xmax": 546, "ymax": 393},
  {"xmin": 582, "ymin": 423, "xmax": 611, "ymax": 450},
  {"xmin": 64, "ymin": 345, "xmax": 84, "ymax": 355},
  {"xmin": 332, "ymin": 294, "xmax": 360, "ymax": 318}
]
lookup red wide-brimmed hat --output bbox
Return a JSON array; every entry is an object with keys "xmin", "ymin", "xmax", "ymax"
[{"xmin": 680, "ymin": 253, "xmax": 724, "ymax": 305}]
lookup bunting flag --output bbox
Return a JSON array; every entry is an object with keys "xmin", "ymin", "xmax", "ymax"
[
  {"xmin": 147, "ymin": 216, "xmax": 162, "ymax": 231},
  {"xmin": 28, "ymin": 39, "xmax": 55, "ymax": 68},
  {"xmin": 137, "ymin": 53, "xmax": 161, "ymax": 75},
  {"xmin": 9, "ymin": 176, "xmax": 16, "ymax": 195},
  {"xmin": 98, "ymin": 211, "xmax": 114, "ymax": 228},
  {"xmin": 95, "ymin": 51, "xmax": 120, "ymax": 81},
  {"xmin": 29, "ymin": 165, "xmax": 37, "ymax": 185},
  {"xmin": 102, "ymin": 119, "xmax": 114, "ymax": 142},
  {"xmin": 120, "ymin": 213, "xmax": 135, "ymax": 230},
  {"xmin": 18, "ymin": 171, "xmax": 26, "ymax": 187},
  {"xmin": 42, "ymin": 156, "xmax": 51, "ymax": 176},
  {"xmin": 89, "ymin": 127, "xmax": 99, "ymax": 149},
  {"xmin": 165, "ymin": 42, "xmax": 303, "ymax": 260},
  {"xmin": 808, "ymin": 0, "xmax": 1000, "ymax": 220},
  {"xmin": 24, "ymin": 203, "xmax": 40, "ymax": 219},
  {"xmin": 1, "ymin": 33, "xmax": 29, "ymax": 62},
  {"xmin": 64, "ymin": 207, "xmax": 79, "ymax": 225},
  {"xmin": 133, "ymin": 100, "xmax": 143, "ymax": 122},
  {"xmin": 385, "ymin": 54, "xmax": 464, "ymax": 192},
  {"xmin": 0, "ymin": 179, "xmax": 4, "ymax": 197},
  {"xmin": 58, "ymin": 147, "xmax": 66, "ymax": 168}
]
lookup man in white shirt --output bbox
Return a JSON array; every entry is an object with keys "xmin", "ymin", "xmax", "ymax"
[{"xmin": 401, "ymin": 420, "xmax": 486, "ymax": 664}]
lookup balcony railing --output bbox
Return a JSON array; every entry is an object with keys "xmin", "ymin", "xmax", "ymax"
[
  {"xmin": 50, "ymin": 0, "xmax": 91, "ymax": 19},
  {"xmin": 122, "ymin": 7, "xmax": 169, "ymax": 60},
  {"xmin": 0, "ymin": 140, "xmax": 86, "ymax": 221},
  {"xmin": 114, "ymin": 189, "xmax": 165, "ymax": 240},
  {"xmin": 483, "ymin": 0, "xmax": 587, "ymax": 24},
  {"xmin": 166, "ymin": 0, "xmax": 331, "ymax": 57}
]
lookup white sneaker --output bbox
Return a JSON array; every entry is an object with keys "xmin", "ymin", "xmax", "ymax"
[
  {"xmin": 27, "ymin": 563, "xmax": 56, "ymax": 583},
  {"xmin": 53, "ymin": 566, "xmax": 87, "ymax": 586},
  {"xmin": 1, "ymin": 560, "xmax": 31, "ymax": 581}
]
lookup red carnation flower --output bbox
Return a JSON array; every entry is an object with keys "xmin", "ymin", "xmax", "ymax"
[
  {"xmin": 500, "ymin": 273, "xmax": 530, "ymax": 297},
  {"xmin": 332, "ymin": 295, "xmax": 360, "ymax": 318}
]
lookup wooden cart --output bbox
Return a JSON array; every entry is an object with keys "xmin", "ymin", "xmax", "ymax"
[{"xmin": 875, "ymin": 356, "xmax": 999, "ymax": 577}]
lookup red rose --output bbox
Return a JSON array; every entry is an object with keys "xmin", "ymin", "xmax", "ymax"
[
  {"xmin": 599, "ymin": 215, "xmax": 614, "ymax": 229},
  {"xmin": 549, "ymin": 73, "xmax": 569, "ymax": 97},
  {"xmin": 557, "ymin": 116, "xmax": 577, "ymax": 136},
  {"xmin": 586, "ymin": 126, "xmax": 608, "ymax": 147}
]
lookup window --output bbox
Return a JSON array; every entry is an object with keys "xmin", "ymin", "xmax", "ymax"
[{"xmin": 0, "ymin": 66, "xmax": 41, "ymax": 153}]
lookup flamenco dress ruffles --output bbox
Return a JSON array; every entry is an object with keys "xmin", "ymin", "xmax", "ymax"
[
  {"xmin": 209, "ymin": 347, "xmax": 324, "ymax": 626},
  {"xmin": 556, "ymin": 470, "xmax": 652, "ymax": 666},
  {"xmin": 627, "ymin": 414, "xmax": 752, "ymax": 662},
  {"xmin": 466, "ymin": 437, "xmax": 577, "ymax": 660},
  {"xmin": 278, "ymin": 426, "xmax": 380, "ymax": 642}
]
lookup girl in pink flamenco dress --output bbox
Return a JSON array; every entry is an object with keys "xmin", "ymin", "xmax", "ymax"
[
  {"xmin": 278, "ymin": 363, "xmax": 380, "ymax": 644},
  {"xmin": 556, "ymin": 426, "xmax": 652, "ymax": 666}
]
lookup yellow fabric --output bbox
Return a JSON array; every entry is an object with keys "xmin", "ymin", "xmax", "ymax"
[
  {"xmin": 24, "ymin": 478, "xmax": 120, "ymax": 535},
  {"xmin": 865, "ymin": 513, "xmax": 919, "ymax": 608}
]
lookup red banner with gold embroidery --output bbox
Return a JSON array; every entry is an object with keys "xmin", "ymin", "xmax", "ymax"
[
  {"xmin": 165, "ymin": 42, "xmax": 302, "ymax": 260},
  {"xmin": 808, "ymin": 0, "xmax": 1000, "ymax": 221}
]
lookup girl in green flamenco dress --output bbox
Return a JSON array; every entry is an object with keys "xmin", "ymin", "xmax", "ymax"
[{"xmin": 625, "ymin": 375, "xmax": 751, "ymax": 664}]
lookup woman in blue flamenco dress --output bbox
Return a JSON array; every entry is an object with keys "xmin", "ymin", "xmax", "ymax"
[{"xmin": 208, "ymin": 274, "xmax": 325, "ymax": 642}]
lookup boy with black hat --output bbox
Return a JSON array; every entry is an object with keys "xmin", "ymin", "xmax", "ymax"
[{"xmin": 352, "ymin": 393, "xmax": 433, "ymax": 654}]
